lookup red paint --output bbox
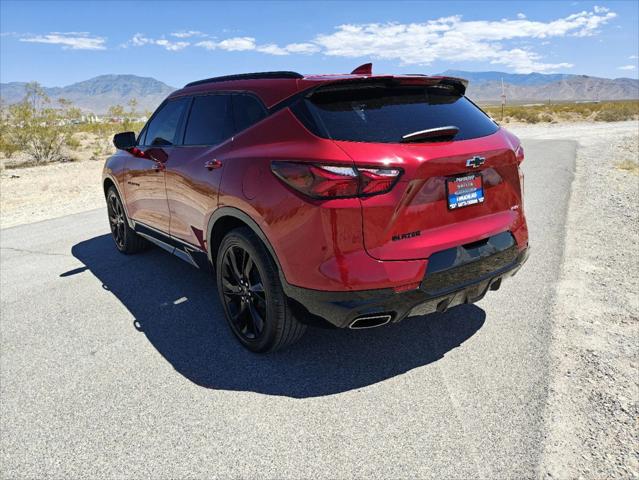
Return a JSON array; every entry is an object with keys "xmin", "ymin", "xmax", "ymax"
[{"xmin": 105, "ymin": 70, "xmax": 528, "ymax": 292}]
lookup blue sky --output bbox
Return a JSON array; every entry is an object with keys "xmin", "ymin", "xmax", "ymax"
[{"xmin": 1, "ymin": 1, "xmax": 637, "ymax": 87}]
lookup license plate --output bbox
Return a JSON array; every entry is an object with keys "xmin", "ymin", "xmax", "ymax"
[{"xmin": 446, "ymin": 173, "xmax": 484, "ymax": 210}]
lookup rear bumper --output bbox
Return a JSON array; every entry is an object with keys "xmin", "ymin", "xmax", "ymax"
[{"xmin": 282, "ymin": 232, "xmax": 528, "ymax": 329}]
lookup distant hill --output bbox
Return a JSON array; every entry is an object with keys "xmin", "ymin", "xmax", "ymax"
[
  {"xmin": 440, "ymin": 70, "xmax": 575, "ymax": 86},
  {"xmin": 0, "ymin": 75, "xmax": 176, "ymax": 113},
  {"xmin": 1, "ymin": 71, "xmax": 637, "ymax": 112},
  {"xmin": 440, "ymin": 70, "xmax": 639, "ymax": 102}
]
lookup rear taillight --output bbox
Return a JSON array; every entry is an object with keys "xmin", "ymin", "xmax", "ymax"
[
  {"xmin": 271, "ymin": 162, "xmax": 401, "ymax": 199},
  {"xmin": 515, "ymin": 144, "xmax": 525, "ymax": 164}
]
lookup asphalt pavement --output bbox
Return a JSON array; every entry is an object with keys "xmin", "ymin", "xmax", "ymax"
[{"xmin": 0, "ymin": 139, "xmax": 576, "ymax": 479}]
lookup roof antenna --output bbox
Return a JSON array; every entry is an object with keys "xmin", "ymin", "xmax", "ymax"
[{"xmin": 351, "ymin": 63, "xmax": 372, "ymax": 75}]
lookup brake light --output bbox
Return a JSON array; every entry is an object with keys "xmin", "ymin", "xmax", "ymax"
[
  {"xmin": 515, "ymin": 144, "xmax": 525, "ymax": 164},
  {"xmin": 271, "ymin": 162, "xmax": 401, "ymax": 199}
]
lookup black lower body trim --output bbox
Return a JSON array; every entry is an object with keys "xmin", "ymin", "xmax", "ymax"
[
  {"xmin": 134, "ymin": 222, "xmax": 210, "ymax": 270},
  {"xmin": 283, "ymin": 239, "xmax": 529, "ymax": 329}
]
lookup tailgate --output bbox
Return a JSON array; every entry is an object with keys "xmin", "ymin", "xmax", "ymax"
[{"xmin": 335, "ymin": 130, "xmax": 523, "ymax": 260}]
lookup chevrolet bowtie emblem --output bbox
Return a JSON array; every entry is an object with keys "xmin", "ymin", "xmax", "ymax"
[{"xmin": 466, "ymin": 156, "xmax": 486, "ymax": 168}]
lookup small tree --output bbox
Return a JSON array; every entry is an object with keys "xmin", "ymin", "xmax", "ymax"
[
  {"xmin": 4, "ymin": 83, "xmax": 68, "ymax": 164},
  {"xmin": 107, "ymin": 104, "xmax": 125, "ymax": 120},
  {"xmin": 127, "ymin": 98, "xmax": 138, "ymax": 115},
  {"xmin": 0, "ymin": 101, "xmax": 20, "ymax": 159}
]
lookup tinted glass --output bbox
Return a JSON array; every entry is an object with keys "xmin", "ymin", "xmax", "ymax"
[
  {"xmin": 184, "ymin": 95, "xmax": 233, "ymax": 145},
  {"xmin": 145, "ymin": 98, "xmax": 189, "ymax": 146},
  {"xmin": 137, "ymin": 127, "xmax": 147, "ymax": 146},
  {"xmin": 233, "ymin": 94, "xmax": 267, "ymax": 133},
  {"xmin": 296, "ymin": 84, "xmax": 498, "ymax": 143}
]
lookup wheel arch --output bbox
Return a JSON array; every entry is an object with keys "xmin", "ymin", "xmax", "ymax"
[
  {"xmin": 207, "ymin": 207, "xmax": 285, "ymax": 280},
  {"xmin": 103, "ymin": 174, "xmax": 133, "ymax": 228}
]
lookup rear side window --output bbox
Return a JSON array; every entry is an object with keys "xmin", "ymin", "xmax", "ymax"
[
  {"xmin": 144, "ymin": 98, "xmax": 189, "ymax": 146},
  {"xmin": 294, "ymin": 84, "xmax": 498, "ymax": 143},
  {"xmin": 232, "ymin": 94, "xmax": 267, "ymax": 133},
  {"xmin": 183, "ymin": 95, "xmax": 233, "ymax": 146}
]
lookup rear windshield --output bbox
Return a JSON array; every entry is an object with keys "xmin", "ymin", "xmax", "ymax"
[{"xmin": 293, "ymin": 83, "xmax": 498, "ymax": 143}]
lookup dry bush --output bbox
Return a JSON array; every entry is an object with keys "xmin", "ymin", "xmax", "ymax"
[{"xmin": 483, "ymin": 101, "xmax": 639, "ymax": 124}]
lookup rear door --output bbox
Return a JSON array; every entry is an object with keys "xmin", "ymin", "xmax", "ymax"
[
  {"xmin": 165, "ymin": 93, "xmax": 268, "ymax": 249},
  {"xmin": 299, "ymin": 82, "xmax": 523, "ymax": 260},
  {"xmin": 165, "ymin": 94, "xmax": 233, "ymax": 249},
  {"xmin": 125, "ymin": 97, "xmax": 189, "ymax": 233}
]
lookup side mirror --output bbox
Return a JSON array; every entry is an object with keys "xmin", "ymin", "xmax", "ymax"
[{"xmin": 113, "ymin": 131, "xmax": 137, "ymax": 151}]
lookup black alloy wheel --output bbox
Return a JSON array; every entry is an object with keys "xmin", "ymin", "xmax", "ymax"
[
  {"xmin": 105, "ymin": 186, "xmax": 147, "ymax": 254},
  {"xmin": 107, "ymin": 190, "xmax": 127, "ymax": 250},
  {"xmin": 216, "ymin": 227, "xmax": 306, "ymax": 352},
  {"xmin": 221, "ymin": 244, "xmax": 268, "ymax": 340}
]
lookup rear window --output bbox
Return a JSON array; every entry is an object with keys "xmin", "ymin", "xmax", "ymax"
[
  {"xmin": 232, "ymin": 94, "xmax": 267, "ymax": 133},
  {"xmin": 293, "ymin": 84, "xmax": 498, "ymax": 143}
]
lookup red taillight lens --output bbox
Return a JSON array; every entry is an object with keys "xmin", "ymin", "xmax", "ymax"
[
  {"xmin": 271, "ymin": 162, "xmax": 401, "ymax": 199},
  {"xmin": 358, "ymin": 167, "xmax": 402, "ymax": 195},
  {"xmin": 515, "ymin": 145, "xmax": 525, "ymax": 164}
]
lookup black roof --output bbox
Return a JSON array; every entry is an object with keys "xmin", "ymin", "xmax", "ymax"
[{"xmin": 184, "ymin": 71, "xmax": 303, "ymax": 88}]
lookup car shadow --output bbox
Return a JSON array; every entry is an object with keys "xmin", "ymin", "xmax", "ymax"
[{"xmin": 65, "ymin": 234, "xmax": 486, "ymax": 398}]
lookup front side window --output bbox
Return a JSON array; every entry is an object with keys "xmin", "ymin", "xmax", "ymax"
[
  {"xmin": 183, "ymin": 95, "xmax": 233, "ymax": 146},
  {"xmin": 144, "ymin": 98, "xmax": 189, "ymax": 146}
]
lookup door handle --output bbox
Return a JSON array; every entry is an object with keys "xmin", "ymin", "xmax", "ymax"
[{"xmin": 205, "ymin": 159, "xmax": 223, "ymax": 170}]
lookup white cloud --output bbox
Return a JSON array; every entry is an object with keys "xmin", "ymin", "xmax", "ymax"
[
  {"xmin": 194, "ymin": 38, "xmax": 321, "ymax": 56},
  {"xmin": 156, "ymin": 39, "xmax": 189, "ymax": 51},
  {"xmin": 312, "ymin": 8, "xmax": 614, "ymax": 72},
  {"xmin": 195, "ymin": 37, "xmax": 256, "ymax": 51},
  {"xmin": 19, "ymin": 32, "xmax": 106, "ymax": 50},
  {"xmin": 194, "ymin": 40, "xmax": 216, "ymax": 50},
  {"xmin": 256, "ymin": 44, "xmax": 289, "ymax": 55},
  {"xmin": 170, "ymin": 30, "xmax": 205, "ymax": 38},
  {"xmin": 130, "ymin": 33, "xmax": 189, "ymax": 51},
  {"xmin": 283, "ymin": 42, "xmax": 320, "ymax": 54},
  {"xmin": 118, "ymin": 7, "xmax": 615, "ymax": 73},
  {"xmin": 618, "ymin": 65, "xmax": 636, "ymax": 70},
  {"xmin": 629, "ymin": 55, "xmax": 638, "ymax": 60},
  {"xmin": 217, "ymin": 37, "xmax": 256, "ymax": 51}
]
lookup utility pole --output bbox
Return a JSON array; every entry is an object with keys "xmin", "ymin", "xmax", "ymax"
[{"xmin": 500, "ymin": 77, "xmax": 506, "ymax": 121}]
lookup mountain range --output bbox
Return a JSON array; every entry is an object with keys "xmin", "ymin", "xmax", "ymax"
[
  {"xmin": 442, "ymin": 70, "xmax": 639, "ymax": 103},
  {"xmin": 0, "ymin": 75, "xmax": 175, "ymax": 113},
  {"xmin": 1, "ymin": 71, "xmax": 637, "ymax": 112}
]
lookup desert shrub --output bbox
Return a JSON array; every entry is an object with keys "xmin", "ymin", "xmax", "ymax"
[
  {"xmin": 616, "ymin": 159, "xmax": 639, "ymax": 174},
  {"xmin": 65, "ymin": 135, "xmax": 81, "ymax": 149},
  {"xmin": 595, "ymin": 103, "xmax": 639, "ymax": 122},
  {"xmin": 483, "ymin": 101, "xmax": 639, "ymax": 124},
  {"xmin": 0, "ymin": 132, "xmax": 20, "ymax": 159},
  {"xmin": 3, "ymin": 83, "xmax": 70, "ymax": 164},
  {"xmin": 8, "ymin": 105, "xmax": 67, "ymax": 164},
  {"xmin": 514, "ymin": 109, "xmax": 540, "ymax": 123}
]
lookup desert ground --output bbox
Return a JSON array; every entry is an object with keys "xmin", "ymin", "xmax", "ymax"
[{"xmin": 1, "ymin": 120, "xmax": 637, "ymax": 478}]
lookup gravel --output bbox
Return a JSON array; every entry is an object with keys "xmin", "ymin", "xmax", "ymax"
[{"xmin": 509, "ymin": 121, "xmax": 639, "ymax": 479}]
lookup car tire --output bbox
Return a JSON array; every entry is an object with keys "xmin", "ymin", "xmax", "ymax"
[
  {"xmin": 106, "ymin": 186, "xmax": 148, "ymax": 254},
  {"xmin": 216, "ymin": 227, "xmax": 307, "ymax": 353}
]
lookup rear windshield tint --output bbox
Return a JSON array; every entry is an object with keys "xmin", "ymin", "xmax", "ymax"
[{"xmin": 293, "ymin": 84, "xmax": 498, "ymax": 143}]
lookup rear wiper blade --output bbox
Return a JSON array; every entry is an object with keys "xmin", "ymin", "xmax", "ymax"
[{"xmin": 401, "ymin": 126, "xmax": 460, "ymax": 143}]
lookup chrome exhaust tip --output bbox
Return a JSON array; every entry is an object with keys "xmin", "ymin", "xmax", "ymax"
[{"xmin": 349, "ymin": 314, "xmax": 392, "ymax": 330}]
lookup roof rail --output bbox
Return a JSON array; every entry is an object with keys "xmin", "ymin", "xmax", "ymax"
[{"xmin": 184, "ymin": 71, "xmax": 303, "ymax": 87}]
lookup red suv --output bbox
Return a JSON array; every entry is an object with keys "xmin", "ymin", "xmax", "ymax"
[{"xmin": 104, "ymin": 65, "xmax": 529, "ymax": 352}]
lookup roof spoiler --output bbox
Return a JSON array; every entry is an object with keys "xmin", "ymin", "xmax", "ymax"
[
  {"xmin": 307, "ymin": 74, "xmax": 469, "ymax": 96},
  {"xmin": 351, "ymin": 63, "xmax": 373, "ymax": 75}
]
